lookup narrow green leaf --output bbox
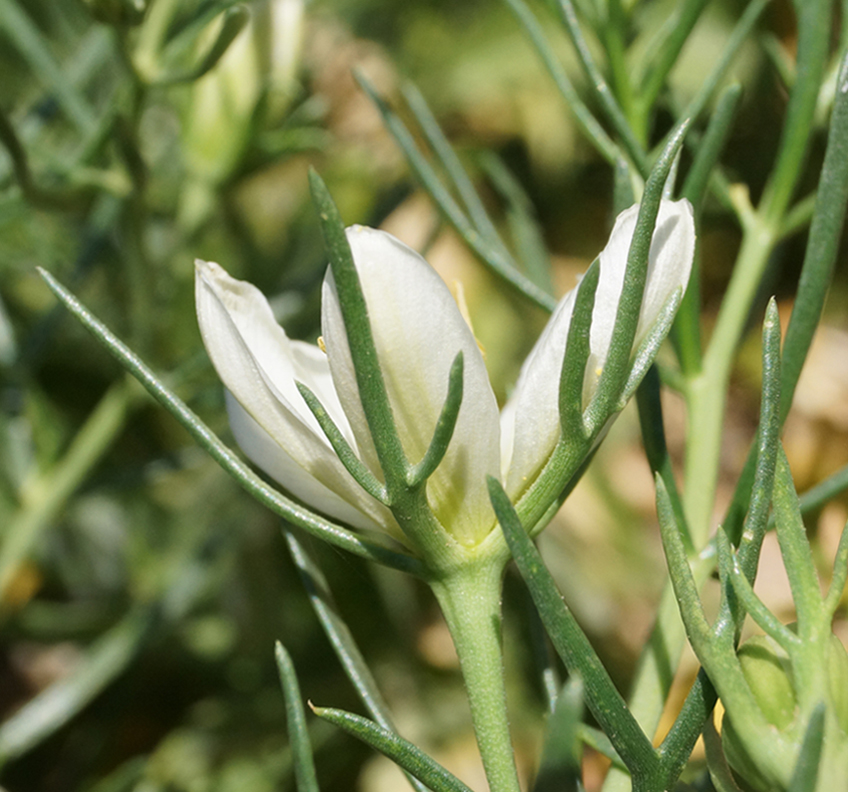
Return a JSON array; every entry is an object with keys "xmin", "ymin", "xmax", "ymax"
[
  {"xmin": 682, "ymin": 84, "xmax": 743, "ymax": 212},
  {"xmin": 656, "ymin": 669, "xmax": 717, "ymax": 788},
  {"xmin": 654, "ymin": 477, "xmax": 713, "ymax": 651},
  {"xmin": 533, "ymin": 676, "xmax": 583, "ymax": 792},
  {"xmin": 522, "ymin": 585, "xmax": 561, "ymax": 714},
  {"xmin": 636, "ymin": 365, "xmax": 692, "ymax": 554},
  {"xmin": 284, "ymin": 531, "xmax": 399, "ymax": 730},
  {"xmin": 283, "ymin": 532, "xmax": 429, "ymax": 792},
  {"xmin": 356, "ymin": 72, "xmax": 557, "ymax": 313},
  {"xmin": 788, "ymin": 703, "xmax": 826, "ymax": 792},
  {"xmin": 489, "ymin": 477, "xmax": 660, "ymax": 778},
  {"xmin": 780, "ymin": 50, "xmax": 848, "ymax": 418},
  {"xmin": 0, "ymin": 608, "xmax": 155, "ymax": 765},
  {"xmin": 312, "ymin": 706, "xmax": 475, "ymax": 792},
  {"xmin": 409, "ymin": 352, "xmax": 464, "ymax": 487},
  {"xmin": 552, "ymin": 0, "xmax": 648, "ymax": 175},
  {"xmin": 295, "ymin": 381, "xmax": 388, "ymax": 504},
  {"xmin": 823, "ymin": 521, "xmax": 848, "ymax": 620},
  {"xmin": 716, "ymin": 529, "xmax": 800, "ymax": 653},
  {"xmin": 275, "ymin": 642, "xmax": 321, "ymax": 792},
  {"xmin": 587, "ymin": 120, "xmax": 690, "ymax": 429},
  {"xmin": 401, "ymin": 82, "xmax": 508, "ymax": 254},
  {"xmin": 772, "ymin": 448, "xmax": 823, "ymax": 631},
  {"xmin": 734, "ymin": 299, "xmax": 782, "ymax": 581},
  {"xmin": 501, "ymin": 0, "xmax": 621, "ymax": 167},
  {"xmin": 618, "ymin": 289, "xmax": 683, "ymax": 407},
  {"xmin": 797, "ymin": 462, "xmax": 848, "ymax": 517},
  {"xmin": 559, "ymin": 260, "xmax": 599, "ymax": 436},
  {"xmin": 37, "ymin": 268, "xmax": 423, "ymax": 576},
  {"xmin": 760, "ymin": 0, "xmax": 831, "ymax": 223},
  {"xmin": 576, "ymin": 724, "xmax": 625, "ymax": 769}
]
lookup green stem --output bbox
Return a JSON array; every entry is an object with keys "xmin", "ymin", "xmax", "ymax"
[
  {"xmin": 431, "ymin": 558, "xmax": 519, "ymax": 792},
  {"xmin": 684, "ymin": 222, "xmax": 775, "ymax": 544}
]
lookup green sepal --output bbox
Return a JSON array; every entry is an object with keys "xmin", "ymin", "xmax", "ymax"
[
  {"xmin": 295, "ymin": 380, "xmax": 388, "ymax": 505},
  {"xmin": 617, "ymin": 287, "xmax": 683, "ymax": 409},
  {"xmin": 274, "ymin": 642, "xmax": 321, "ymax": 792},
  {"xmin": 308, "ymin": 169, "xmax": 408, "ymax": 484},
  {"xmin": 585, "ymin": 119, "xmax": 689, "ymax": 429},
  {"xmin": 558, "ymin": 259, "xmax": 599, "ymax": 437},
  {"xmin": 409, "ymin": 351, "xmax": 464, "ymax": 487},
  {"xmin": 311, "ymin": 705, "xmax": 475, "ymax": 792}
]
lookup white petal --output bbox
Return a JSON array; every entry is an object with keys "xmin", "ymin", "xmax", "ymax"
[
  {"xmin": 583, "ymin": 199, "xmax": 695, "ymax": 400},
  {"xmin": 500, "ymin": 290, "xmax": 577, "ymax": 500},
  {"xmin": 502, "ymin": 199, "xmax": 694, "ymax": 498},
  {"xmin": 195, "ymin": 260, "xmax": 396, "ymax": 533},
  {"xmin": 321, "ymin": 227, "xmax": 501, "ymax": 546},
  {"xmin": 225, "ymin": 392, "xmax": 392, "ymax": 533}
]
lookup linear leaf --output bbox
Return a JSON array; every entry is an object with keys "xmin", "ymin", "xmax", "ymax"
[
  {"xmin": 532, "ymin": 676, "xmax": 583, "ymax": 792},
  {"xmin": 283, "ymin": 531, "xmax": 430, "ymax": 792},
  {"xmin": 313, "ymin": 706, "xmax": 474, "ymax": 792},
  {"xmin": 489, "ymin": 477, "xmax": 660, "ymax": 779},
  {"xmin": 275, "ymin": 642, "xmax": 321, "ymax": 792},
  {"xmin": 780, "ymin": 50, "xmax": 848, "ymax": 418}
]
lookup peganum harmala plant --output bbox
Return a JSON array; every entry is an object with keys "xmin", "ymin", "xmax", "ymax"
[{"xmin": 5, "ymin": 0, "xmax": 848, "ymax": 790}]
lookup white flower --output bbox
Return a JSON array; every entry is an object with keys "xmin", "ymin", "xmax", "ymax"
[{"xmin": 195, "ymin": 200, "xmax": 694, "ymax": 547}]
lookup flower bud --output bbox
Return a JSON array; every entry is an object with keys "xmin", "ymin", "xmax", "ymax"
[{"xmin": 722, "ymin": 633, "xmax": 848, "ymax": 790}]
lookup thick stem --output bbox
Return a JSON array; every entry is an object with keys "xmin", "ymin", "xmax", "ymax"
[
  {"xmin": 431, "ymin": 558, "xmax": 520, "ymax": 792},
  {"xmin": 684, "ymin": 223, "xmax": 774, "ymax": 545}
]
